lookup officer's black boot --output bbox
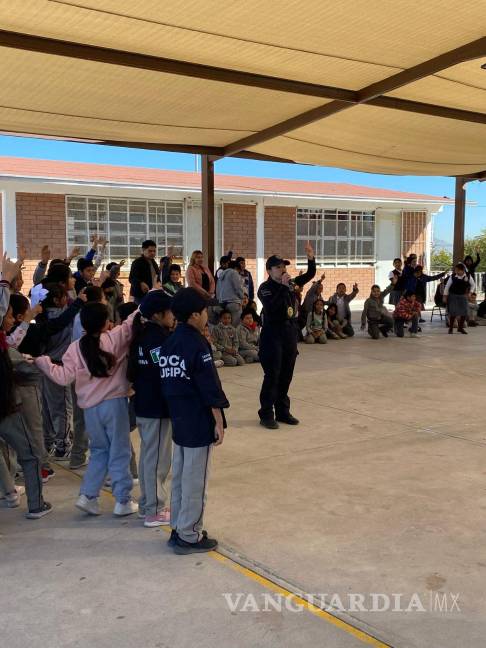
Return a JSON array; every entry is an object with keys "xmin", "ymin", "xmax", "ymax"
[
  {"xmin": 276, "ymin": 413, "xmax": 299, "ymax": 425},
  {"xmin": 260, "ymin": 417, "xmax": 280, "ymax": 430}
]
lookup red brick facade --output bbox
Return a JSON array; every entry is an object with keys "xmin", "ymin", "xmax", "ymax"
[
  {"xmin": 223, "ymin": 203, "xmax": 257, "ymax": 279},
  {"xmin": 9, "ymin": 191, "xmax": 404, "ymax": 300}
]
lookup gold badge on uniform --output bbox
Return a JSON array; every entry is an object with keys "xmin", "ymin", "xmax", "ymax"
[{"xmin": 287, "ymin": 306, "xmax": 294, "ymax": 318}]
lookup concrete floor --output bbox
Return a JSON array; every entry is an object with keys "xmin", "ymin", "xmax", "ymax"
[{"xmin": 2, "ymin": 316, "xmax": 486, "ymax": 648}]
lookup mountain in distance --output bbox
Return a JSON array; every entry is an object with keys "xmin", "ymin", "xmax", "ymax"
[{"xmin": 432, "ymin": 238, "xmax": 453, "ymax": 252}]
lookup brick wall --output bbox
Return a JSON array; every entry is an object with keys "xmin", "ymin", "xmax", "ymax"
[
  {"xmin": 401, "ymin": 210, "xmax": 427, "ymax": 264},
  {"xmin": 16, "ymin": 193, "xmax": 67, "ymax": 293},
  {"xmin": 264, "ymin": 206, "xmax": 296, "ymax": 264},
  {"xmin": 223, "ymin": 203, "xmax": 257, "ymax": 278}
]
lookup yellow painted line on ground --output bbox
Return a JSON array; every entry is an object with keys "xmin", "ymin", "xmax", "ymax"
[{"xmin": 57, "ymin": 462, "xmax": 392, "ymax": 648}]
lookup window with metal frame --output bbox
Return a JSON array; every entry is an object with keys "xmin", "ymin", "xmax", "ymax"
[
  {"xmin": 296, "ymin": 208, "xmax": 375, "ymax": 265},
  {"xmin": 66, "ymin": 196, "xmax": 184, "ymax": 263}
]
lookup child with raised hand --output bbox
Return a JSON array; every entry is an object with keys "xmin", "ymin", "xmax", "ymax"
[
  {"xmin": 361, "ymin": 278, "xmax": 396, "ymax": 339},
  {"xmin": 34, "ymin": 302, "xmax": 139, "ymax": 517},
  {"xmin": 203, "ymin": 324, "xmax": 224, "ymax": 368},
  {"xmin": 160, "ymin": 287, "xmax": 229, "ymax": 554},
  {"xmin": 393, "ymin": 290, "xmax": 422, "ymax": 338},
  {"xmin": 237, "ymin": 308, "xmax": 260, "ymax": 362},
  {"xmin": 212, "ymin": 309, "xmax": 245, "ymax": 366},
  {"xmin": 388, "ymin": 258, "xmax": 404, "ymax": 305},
  {"xmin": 328, "ymin": 282, "xmax": 359, "ymax": 337},
  {"xmin": 305, "ymin": 298, "xmax": 328, "ymax": 344},
  {"xmin": 127, "ymin": 290, "xmax": 174, "ymax": 527}
]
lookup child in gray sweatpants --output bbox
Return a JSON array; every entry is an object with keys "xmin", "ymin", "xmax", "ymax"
[
  {"xmin": 161, "ymin": 288, "xmax": 229, "ymax": 554},
  {"xmin": 128, "ymin": 290, "xmax": 174, "ymax": 527}
]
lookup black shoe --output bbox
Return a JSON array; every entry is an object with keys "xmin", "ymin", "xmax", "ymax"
[
  {"xmin": 417, "ymin": 327, "xmax": 422, "ymax": 332},
  {"xmin": 173, "ymin": 533, "xmax": 218, "ymax": 555},
  {"xmin": 276, "ymin": 414, "xmax": 299, "ymax": 425},
  {"xmin": 168, "ymin": 529, "xmax": 178, "ymax": 546},
  {"xmin": 448, "ymin": 328, "xmax": 453, "ymax": 334},
  {"xmin": 50, "ymin": 446, "xmax": 72, "ymax": 461},
  {"xmin": 26, "ymin": 502, "xmax": 52, "ymax": 519},
  {"xmin": 378, "ymin": 326, "xmax": 388, "ymax": 338},
  {"xmin": 260, "ymin": 418, "xmax": 279, "ymax": 430},
  {"xmin": 419, "ymin": 318, "xmax": 425, "ymax": 323},
  {"xmin": 458, "ymin": 328, "xmax": 468, "ymax": 334}
]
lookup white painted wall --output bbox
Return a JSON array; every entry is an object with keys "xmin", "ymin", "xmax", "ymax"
[
  {"xmin": 375, "ymin": 209, "xmax": 401, "ymax": 288},
  {"xmin": 1, "ymin": 188, "xmax": 17, "ymax": 257}
]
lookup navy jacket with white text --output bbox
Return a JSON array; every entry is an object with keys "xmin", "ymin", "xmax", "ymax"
[{"xmin": 159, "ymin": 323, "xmax": 229, "ymax": 447}]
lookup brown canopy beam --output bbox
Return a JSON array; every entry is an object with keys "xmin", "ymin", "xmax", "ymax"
[
  {"xmin": 0, "ymin": 29, "xmax": 356, "ymax": 103},
  {"xmin": 201, "ymin": 155, "xmax": 215, "ymax": 272},
  {"xmin": 453, "ymin": 177, "xmax": 466, "ymax": 264},
  {"xmin": 1, "ymin": 29, "xmax": 485, "ymax": 146},
  {"xmin": 221, "ymin": 37, "xmax": 486, "ymax": 158}
]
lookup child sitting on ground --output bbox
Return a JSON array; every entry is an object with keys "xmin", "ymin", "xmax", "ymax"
[
  {"xmin": 360, "ymin": 278, "xmax": 396, "ymax": 339},
  {"xmin": 212, "ymin": 310, "xmax": 245, "ymax": 366},
  {"xmin": 305, "ymin": 298, "xmax": 327, "ymax": 344},
  {"xmin": 327, "ymin": 282, "xmax": 359, "ymax": 337},
  {"xmin": 393, "ymin": 290, "xmax": 422, "ymax": 338},
  {"xmin": 203, "ymin": 324, "xmax": 224, "ymax": 368},
  {"xmin": 326, "ymin": 303, "xmax": 347, "ymax": 339},
  {"xmin": 237, "ymin": 308, "xmax": 260, "ymax": 362}
]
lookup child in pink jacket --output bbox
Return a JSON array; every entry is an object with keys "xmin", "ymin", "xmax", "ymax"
[{"xmin": 35, "ymin": 303, "xmax": 138, "ymax": 517}]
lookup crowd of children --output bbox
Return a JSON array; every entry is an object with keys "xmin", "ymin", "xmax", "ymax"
[{"xmin": 1, "ymin": 239, "xmax": 484, "ymax": 550}]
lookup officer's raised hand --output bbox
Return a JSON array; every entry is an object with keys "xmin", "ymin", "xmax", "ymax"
[{"xmin": 304, "ymin": 241, "xmax": 315, "ymax": 259}]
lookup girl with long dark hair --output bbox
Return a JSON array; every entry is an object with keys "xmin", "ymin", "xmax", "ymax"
[{"xmin": 35, "ymin": 302, "xmax": 139, "ymax": 517}]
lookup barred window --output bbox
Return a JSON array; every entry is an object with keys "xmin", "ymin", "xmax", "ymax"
[
  {"xmin": 66, "ymin": 196, "xmax": 184, "ymax": 263},
  {"xmin": 296, "ymin": 208, "xmax": 375, "ymax": 265}
]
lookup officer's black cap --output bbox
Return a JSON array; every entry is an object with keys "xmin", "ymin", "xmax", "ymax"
[
  {"xmin": 171, "ymin": 287, "xmax": 208, "ymax": 322},
  {"xmin": 266, "ymin": 255, "xmax": 290, "ymax": 270},
  {"xmin": 139, "ymin": 289, "xmax": 172, "ymax": 319}
]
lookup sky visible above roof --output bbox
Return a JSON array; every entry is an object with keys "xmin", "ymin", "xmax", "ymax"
[{"xmin": 0, "ymin": 135, "xmax": 484, "ymax": 244}]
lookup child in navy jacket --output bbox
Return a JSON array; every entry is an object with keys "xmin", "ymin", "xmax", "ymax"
[
  {"xmin": 160, "ymin": 288, "xmax": 229, "ymax": 554},
  {"xmin": 127, "ymin": 290, "xmax": 174, "ymax": 528}
]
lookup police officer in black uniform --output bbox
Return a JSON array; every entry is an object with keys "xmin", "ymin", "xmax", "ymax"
[{"xmin": 257, "ymin": 242, "xmax": 316, "ymax": 429}]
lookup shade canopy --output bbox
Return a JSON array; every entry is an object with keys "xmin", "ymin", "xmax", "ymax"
[{"xmin": 0, "ymin": 0, "xmax": 485, "ymax": 176}]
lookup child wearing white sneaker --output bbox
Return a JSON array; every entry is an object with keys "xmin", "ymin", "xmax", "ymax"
[
  {"xmin": 128, "ymin": 291, "xmax": 174, "ymax": 528},
  {"xmin": 35, "ymin": 302, "xmax": 139, "ymax": 517}
]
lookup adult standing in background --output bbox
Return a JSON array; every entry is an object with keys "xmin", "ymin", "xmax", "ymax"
[
  {"xmin": 185, "ymin": 250, "xmax": 216, "ymax": 301},
  {"xmin": 463, "ymin": 248, "xmax": 481, "ymax": 284},
  {"xmin": 129, "ymin": 240, "xmax": 160, "ymax": 305},
  {"xmin": 216, "ymin": 260, "xmax": 244, "ymax": 326},
  {"xmin": 257, "ymin": 242, "xmax": 316, "ymax": 430},
  {"xmin": 235, "ymin": 257, "xmax": 255, "ymax": 301}
]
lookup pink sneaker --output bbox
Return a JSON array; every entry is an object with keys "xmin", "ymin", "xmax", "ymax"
[{"xmin": 144, "ymin": 509, "xmax": 171, "ymax": 527}]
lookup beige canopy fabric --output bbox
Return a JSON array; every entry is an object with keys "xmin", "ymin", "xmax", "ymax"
[{"xmin": 0, "ymin": 0, "xmax": 485, "ymax": 175}]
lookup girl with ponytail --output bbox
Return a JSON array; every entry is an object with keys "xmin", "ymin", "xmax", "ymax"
[{"xmin": 35, "ymin": 302, "xmax": 139, "ymax": 518}]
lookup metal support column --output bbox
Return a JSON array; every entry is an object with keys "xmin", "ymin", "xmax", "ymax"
[
  {"xmin": 453, "ymin": 176, "xmax": 466, "ymax": 264},
  {"xmin": 201, "ymin": 154, "xmax": 215, "ymax": 272}
]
